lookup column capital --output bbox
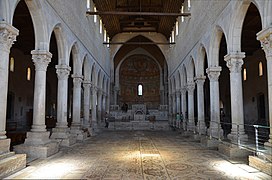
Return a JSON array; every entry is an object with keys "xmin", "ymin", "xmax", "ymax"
[
  {"xmin": 83, "ymin": 81, "xmax": 92, "ymax": 89},
  {"xmin": 72, "ymin": 74, "xmax": 83, "ymax": 88},
  {"xmin": 114, "ymin": 86, "xmax": 120, "ymax": 91},
  {"xmin": 224, "ymin": 52, "xmax": 245, "ymax": 73},
  {"xmin": 31, "ymin": 50, "xmax": 52, "ymax": 71},
  {"xmin": 187, "ymin": 82, "xmax": 195, "ymax": 95},
  {"xmin": 180, "ymin": 86, "xmax": 187, "ymax": 95},
  {"xmin": 195, "ymin": 75, "xmax": 206, "ymax": 86},
  {"xmin": 257, "ymin": 27, "xmax": 272, "ymax": 57},
  {"xmin": 0, "ymin": 22, "xmax": 19, "ymax": 52},
  {"xmin": 56, "ymin": 64, "xmax": 71, "ymax": 80},
  {"xmin": 206, "ymin": 66, "xmax": 221, "ymax": 82},
  {"xmin": 175, "ymin": 91, "xmax": 181, "ymax": 96}
]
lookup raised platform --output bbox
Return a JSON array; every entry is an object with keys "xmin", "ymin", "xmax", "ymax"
[
  {"xmin": 108, "ymin": 120, "xmax": 170, "ymax": 131},
  {"xmin": 249, "ymin": 156, "xmax": 272, "ymax": 176},
  {"xmin": 0, "ymin": 152, "xmax": 26, "ymax": 178}
]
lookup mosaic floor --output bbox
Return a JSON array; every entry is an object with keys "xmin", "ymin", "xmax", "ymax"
[{"xmin": 6, "ymin": 130, "xmax": 272, "ymax": 179}]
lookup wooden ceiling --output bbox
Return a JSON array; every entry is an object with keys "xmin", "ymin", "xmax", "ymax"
[{"xmin": 92, "ymin": 0, "xmax": 184, "ymax": 39}]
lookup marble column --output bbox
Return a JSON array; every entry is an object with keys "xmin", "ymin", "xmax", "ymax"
[
  {"xmin": 70, "ymin": 74, "xmax": 86, "ymax": 140},
  {"xmin": 195, "ymin": 76, "xmax": 206, "ymax": 134},
  {"xmin": 83, "ymin": 81, "xmax": 91, "ymax": 128},
  {"xmin": 181, "ymin": 87, "xmax": 187, "ymax": 130},
  {"xmin": 55, "ymin": 65, "xmax": 70, "ymax": 128},
  {"xmin": 91, "ymin": 86, "xmax": 98, "ymax": 133},
  {"xmin": 206, "ymin": 66, "xmax": 222, "ymax": 138},
  {"xmin": 160, "ymin": 89, "xmax": 165, "ymax": 105},
  {"xmin": 113, "ymin": 86, "xmax": 119, "ymax": 105},
  {"xmin": 257, "ymin": 28, "xmax": 272, "ymax": 147},
  {"xmin": 71, "ymin": 74, "xmax": 83, "ymax": 129},
  {"xmin": 26, "ymin": 50, "xmax": 52, "ymax": 144},
  {"xmin": 168, "ymin": 92, "xmax": 172, "ymax": 125},
  {"xmin": 97, "ymin": 89, "xmax": 102, "ymax": 124},
  {"xmin": 172, "ymin": 93, "xmax": 176, "ymax": 126},
  {"xmin": 187, "ymin": 82, "xmax": 195, "ymax": 132},
  {"xmin": 0, "ymin": 22, "xmax": 18, "ymax": 152},
  {"xmin": 225, "ymin": 53, "xmax": 246, "ymax": 141}
]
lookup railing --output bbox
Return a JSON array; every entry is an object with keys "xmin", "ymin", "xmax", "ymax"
[{"xmin": 169, "ymin": 116, "xmax": 271, "ymax": 160}]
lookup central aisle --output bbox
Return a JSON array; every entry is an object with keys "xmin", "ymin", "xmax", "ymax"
[{"xmin": 6, "ymin": 130, "xmax": 270, "ymax": 179}]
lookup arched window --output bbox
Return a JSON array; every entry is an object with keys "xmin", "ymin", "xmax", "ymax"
[
  {"xmin": 27, "ymin": 67, "xmax": 31, "ymax": 81},
  {"xmin": 175, "ymin": 21, "xmax": 179, "ymax": 36},
  {"xmin": 93, "ymin": 6, "xmax": 97, "ymax": 23},
  {"xmin": 138, "ymin": 84, "xmax": 143, "ymax": 96},
  {"xmin": 10, "ymin": 57, "xmax": 14, "ymax": 72},
  {"xmin": 181, "ymin": 6, "xmax": 184, "ymax": 22},
  {"xmin": 99, "ymin": 19, "xmax": 103, "ymax": 34},
  {"xmin": 188, "ymin": 0, "xmax": 191, "ymax": 11},
  {"xmin": 243, "ymin": 68, "xmax": 247, "ymax": 81},
  {"xmin": 259, "ymin": 62, "xmax": 263, "ymax": 76}
]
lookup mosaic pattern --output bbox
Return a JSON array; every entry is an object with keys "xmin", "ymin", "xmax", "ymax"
[{"xmin": 6, "ymin": 130, "xmax": 271, "ymax": 179}]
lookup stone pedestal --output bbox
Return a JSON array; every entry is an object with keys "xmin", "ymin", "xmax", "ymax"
[
  {"xmin": 70, "ymin": 127, "xmax": 88, "ymax": 141},
  {"xmin": 200, "ymin": 136, "xmax": 219, "ymax": 150},
  {"xmin": 50, "ymin": 128, "xmax": 76, "ymax": 147},
  {"xmin": 14, "ymin": 132, "xmax": 59, "ymax": 159},
  {"xmin": 0, "ymin": 152, "xmax": 26, "ymax": 179},
  {"xmin": 218, "ymin": 142, "xmax": 251, "ymax": 159},
  {"xmin": 249, "ymin": 156, "xmax": 272, "ymax": 176}
]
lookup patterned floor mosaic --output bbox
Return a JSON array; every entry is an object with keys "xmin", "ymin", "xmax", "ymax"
[{"xmin": 6, "ymin": 130, "xmax": 272, "ymax": 179}]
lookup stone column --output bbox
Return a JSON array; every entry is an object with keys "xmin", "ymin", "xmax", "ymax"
[
  {"xmin": 83, "ymin": 81, "xmax": 91, "ymax": 128},
  {"xmin": 55, "ymin": 65, "xmax": 70, "ymax": 128},
  {"xmin": 113, "ymin": 86, "xmax": 119, "ymax": 105},
  {"xmin": 29, "ymin": 50, "xmax": 51, "ymax": 135},
  {"xmin": 70, "ymin": 74, "xmax": 86, "ymax": 140},
  {"xmin": 91, "ymin": 86, "xmax": 98, "ymax": 133},
  {"xmin": 71, "ymin": 74, "xmax": 83, "ymax": 128},
  {"xmin": 195, "ymin": 76, "xmax": 206, "ymax": 134},
  {"xmin": 0, "ymin": 22, "xmax": 18, "ymax": 152},
  {"xmin": 206, "ymin": 66, "xmax": 222, "ymax": 138},
  {"xmin": 160, "ymin": 89, "xmax": 165, "ymax": 105},
  {"xmin": 257, "ymin": 28, "xmax": 272, "ymax": 147},
  {"xmin": 181, "ymin": 87, "xmax": 187, "ymax": 130},
  {"xmin": 187, "ymin": 82, "xmax": 195, "ymax": 132},
  {"xmin": 176, "ymin": 91, "xmax": 181, "ymax": 115},
  {"xmin": 168, "ymin": 92, "xmax": 172, "ymax": 125},
  {"xmin": 97, "ymin": 89, "xmax": 102, "ymax": 124},
  {"xmin": 172, "ymin": 93, "xmax": 176, "ymax": 126},
  {"xmin": 225, "ymin": 53, "xmax": 246, "ymax": 141}
]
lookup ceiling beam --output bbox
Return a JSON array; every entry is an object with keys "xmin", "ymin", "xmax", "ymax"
[{"xmin": 86, "ymin": 11, "xmax": 190, "ymax": 16}]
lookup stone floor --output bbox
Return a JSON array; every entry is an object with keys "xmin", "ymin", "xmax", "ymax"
[{"xmin": 5, "ymin": 130, "xmax": 272, "ymax": 179}]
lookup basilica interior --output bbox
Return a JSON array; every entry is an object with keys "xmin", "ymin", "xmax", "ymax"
[{"xmin": 0, "ymin": 0, "xmax": 271, "ymax": 179}]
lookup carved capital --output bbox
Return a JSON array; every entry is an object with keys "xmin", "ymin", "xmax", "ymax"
[
  {"xmin": 56, "ymin": 64, "xmax": 71, "ymax": 80},
  {"xmin": 83, "ymin": 81, "xmax": 92, "ymax": 89},
  {"xmin": 72, "ymin": 74, "xmax": 83, "ymax": 88},
  {"xmin": 0, "ymin": 22, "xmax": 19, "ymax": 52},
  {"xmin": 257, "ymin": 27, "xmax": 272, "ymax": 57},
  {"xmin": 31, "ymin": 50, "xmax": 52, "ymax": 71},
  {"xmin": 180, "ymin": 86, "xmax": 187, "ymax": 95},
  {"xmin": 206, "ymin": 66, "xmax": 221, "ymax": 82},
  {"xmin": 224, "ymin": 52, "xmax": 245, "ymax": 73},
  {"xmin": 195, "ymin": 75, "xmax": 206, "ymax": 86},
  {"xmin": 175, "ymin": 91, "xmax": 181, "ymax": 97},
  {"xmin": 187, "ymin": 82, "xmax": 195, "ymax": 95}
]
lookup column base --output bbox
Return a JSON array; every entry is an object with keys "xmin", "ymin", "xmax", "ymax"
[
  {"xmin": 218, "ymin": 142, "xmax": 252, "ymax": 159},
  {"xmin": 187, "ymin": 121, "xmax": 195, "ymax": 132},
  {"xmin": 200, "ymin": 136, "xmax": 219, "ymax": 150},
  {"xmin": 0, "ymin": 152, "xmax": 26, "ymax": 179},
  {"xmin": 50, "ymin": 127, "xmax": 77, "ymax": 147},
  {"xmin": 208, "ymin": 127, "xmax": 223, "ymax": 139},
  {"xmin": 227, "ymin": 132, "xmax": 248, "ymax": 144},
  {"xmin": 249, "ymin": 156, "xmax": 272, "ymax": 176},
  {"xmin": 70, "ymin": 127, "xmax": 88, "ymax": 141},
  {"xmin": 199, "ymin": 121, "xmax": 207, "ymax": 135},
  {"xmin": 0, "ymin": 139, "xmax": 11, "ymax": 154}
]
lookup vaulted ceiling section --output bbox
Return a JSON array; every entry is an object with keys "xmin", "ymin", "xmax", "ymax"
[{"xmin": 93, "ymin": 0, "xmax": 184, "ymax": 39}]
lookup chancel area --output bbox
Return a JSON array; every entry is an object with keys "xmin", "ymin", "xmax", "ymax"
[{"xmin": 0, "ymin": 0, "xmax": 272, "ymax": 179}]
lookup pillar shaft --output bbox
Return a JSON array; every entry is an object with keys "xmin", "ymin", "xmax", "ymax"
[
  {"xmin": 56, "ymin": 65, "xmax": 70, "ymax": 128},
  {"xmin": 91, "ymin": 86, "xmax": 97, "ymax": 128},
  {"xmin": 187, "ymin": 82, "xmax": 195, "ymax": 131},
  {"xmin": 207, "ymin": 67, "xmax": 222, "ymax": 138},
  {"xmin": 83, "ymin": 81, "xmax": 91, "ymax": 128},
  {"xmin": 31, "ymin": 50, "xmax": 52, "ymax": 132},
  {"xmin": 195, "ymin": 76, "xmax": 206, "ymax": 134},
  {"xmin": 225, "ymin": 53, "xmax": 245, "ymax": 135},
  {"xmin": 181, "ymin": 87, "xmax": 187, "ymax": 130},
  {"xmin": 71, "ymin": 75, "xmax": 83, "ymax": 128},
  {"xmin": 0, "ymin": 22, "xmax": 18, "ymax": 139},
  {"xmin": 257, "ymin": 28, "xmax": 272, "ymax": 146}
]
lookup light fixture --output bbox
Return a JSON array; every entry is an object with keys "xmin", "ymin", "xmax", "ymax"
[{"xmin": 10, "ymin": 57, "xmax": 14, "ymax": 72}]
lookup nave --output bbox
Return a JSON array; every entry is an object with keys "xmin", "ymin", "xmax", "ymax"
[{"xmin": 6, "ymin": 130, "xmax": 271, "ymax": 179}]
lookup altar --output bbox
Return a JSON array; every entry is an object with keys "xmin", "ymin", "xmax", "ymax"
[{"xmin": 132, "ymin": 104, "xmax": 146, "ymax": 121}]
